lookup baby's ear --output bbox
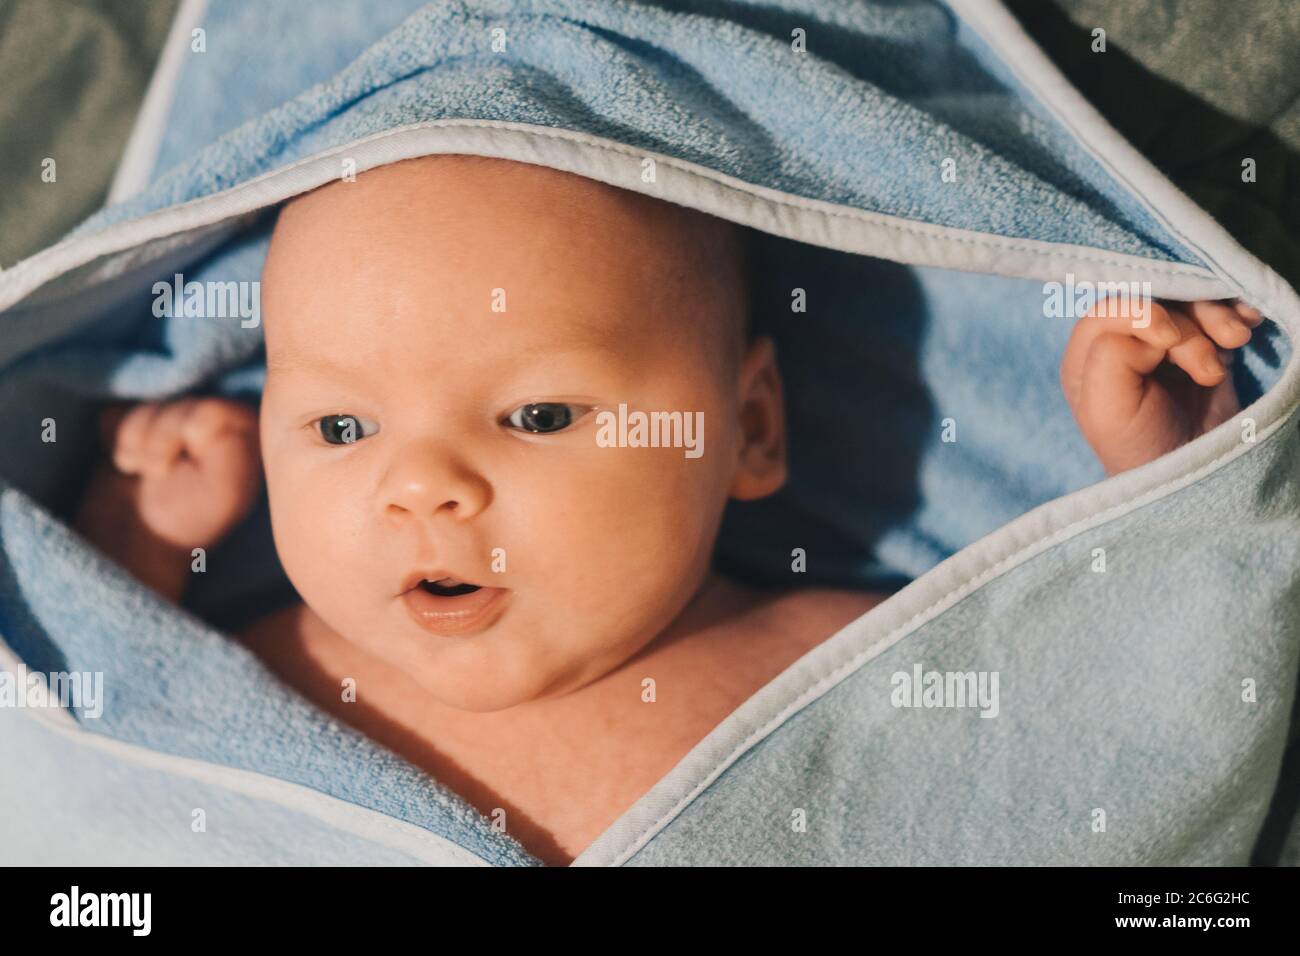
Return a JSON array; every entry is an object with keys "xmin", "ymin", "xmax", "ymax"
[{"xmin": 729, "ymin": 335, "xmax": 787, "ymax": 501}]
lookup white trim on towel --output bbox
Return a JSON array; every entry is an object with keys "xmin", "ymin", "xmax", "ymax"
[
  {"xmin": 0, "ymin": 636, "xmax": 490, "ymax": 867},
  {"xmin": 106, "ymin": 0, "xmax": 211, "ymax": 205},
  {"xmin": 1, "ymin": 119, "xmax": 1232, "ymax": 315}
]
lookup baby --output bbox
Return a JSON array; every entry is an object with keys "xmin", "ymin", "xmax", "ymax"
[{"xmin": 73, "ymin": 155, "xmax": 1263, "ymax": 864}]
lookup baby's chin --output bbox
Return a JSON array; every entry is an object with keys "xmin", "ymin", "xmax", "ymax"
[
  {"xmin": 334, "ymin": 618, "xmax": 591, "ymax": 714},
  {"xmin": 311, "ymin": 584, "xmax": 680, "ymax": 713}
]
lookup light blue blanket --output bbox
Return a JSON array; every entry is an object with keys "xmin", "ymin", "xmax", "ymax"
[{"xmin": 1, "ymin": 0, "xmax": 1296, "ymax": 865}]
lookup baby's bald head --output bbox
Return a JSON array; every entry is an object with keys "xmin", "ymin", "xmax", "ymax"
[{"xmin": 579, "ymin": 169, "xmax": 754, "ymax": 375}]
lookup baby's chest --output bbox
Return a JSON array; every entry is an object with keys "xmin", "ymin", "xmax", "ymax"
[
  {"xmin": 415, "ymin": 687, "xmax": 731, "ymax": 866},
  {"xmin": 240, "ymin": 595, "xmax": 864, "ymax": 865},
  {"xmin": 468, "ymin": 633, "xmax": 855, "ymax": 863},
  {"xmin": 238, "ymin": 607, "xmax": 707, "ymax": 863}
]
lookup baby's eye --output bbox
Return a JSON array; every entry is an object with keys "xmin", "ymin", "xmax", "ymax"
[
  {"xmin": 317, "ymin": 414, "xmax": 379, "ymax": 445},
  {"xmin": 504, "ymin": 402, "xmax": 583, "ymax": 434}
]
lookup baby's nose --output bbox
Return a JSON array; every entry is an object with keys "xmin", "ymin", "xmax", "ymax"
[{"xmin": 381, "ymin": 444, "xmax": 491, "ymax": 521}]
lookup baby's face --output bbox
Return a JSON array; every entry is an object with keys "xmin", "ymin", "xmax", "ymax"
[{"xmin": 260, "ymin": 156, "xmax": 783, "ymax": 712}]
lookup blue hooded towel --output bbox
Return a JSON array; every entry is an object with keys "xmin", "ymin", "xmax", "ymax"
[{"xmin": 0, "ymin": 0, "xmax": 1297, "ymax": 866}]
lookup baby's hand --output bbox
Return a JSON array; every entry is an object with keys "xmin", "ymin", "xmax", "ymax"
[
  {"xmin": 1060, "ymin": 298, "xmax": 1262, "ymax": 476},
  {"xmin": 78, "ymin": 398, "xmax": 262, "ymax": 555}
]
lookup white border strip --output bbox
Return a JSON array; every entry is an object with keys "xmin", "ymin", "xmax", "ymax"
[
  {"xmin": 107, "ymin": 0, "xmax": 210, "ymax": 205},
  {"xmin": 3, "ymin": 119, "xmax": 1230, "ymax": 315},
  {"xmin": 0, "ymin": 637, "xmax": 489, "ymax": 867}
]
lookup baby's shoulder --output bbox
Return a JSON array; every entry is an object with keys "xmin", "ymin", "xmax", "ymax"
[
  {"xmin": 232, "ymin": 600, "xmax": 331, "ymax": 684},
  {"xmin": 791, "ymin": 584, "xmax": 888, "ymax": 619},
  {"xmin": 233, "ymin": 601, "xmax": 364, "ymax": 724},
  {"xmin": 748, "ymin": 584, "xmax": 889, "ymax": 652},
  {"xmin": 236, "ymin": 600, "xmax": 310, "ymax": 650}
]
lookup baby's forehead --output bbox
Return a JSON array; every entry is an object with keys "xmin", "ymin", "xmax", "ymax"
[
  {"xmin": 264, "ymin": 304, "xmax": 638, "ymax": 369},
  {"xmin": 263, "ymin": 156, "xmax": 746, "ymax": 366},
  {"xmin": 262, "ymin": 266, "xmax": 693, "ymax": 382}
]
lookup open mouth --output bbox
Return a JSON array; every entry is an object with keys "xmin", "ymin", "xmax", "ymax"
[
  {"xmin": 401, "ymin": 573, "xmax": 508, "ymax": 637},
  {"xmin": 419, "ymin": 578, "xmax": 482, "ymax": 597}
]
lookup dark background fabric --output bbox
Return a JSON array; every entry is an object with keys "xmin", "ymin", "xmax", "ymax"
[
  {"xmin": 1006, "ymin": 0, "xmax": 1300, "ymax": 293},
  {"xmin": 0, "ymin": 0, "xmax": 176, "ymax": 268}
]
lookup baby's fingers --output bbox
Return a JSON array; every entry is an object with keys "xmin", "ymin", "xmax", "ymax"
[
  {"xmin": 1234, "ymin": 301, "xmax": 1264, "ymax": 327},
  {"xmin": 1060, "ymin": 299, "xmax": 1181, "ymax": 409},
  {"xmin": 1163, "ymin": 306, "xmax": 1229, "ymax": 387},
  {"xmin": 109, "ymin": 402, "xmax": 166, "ymax": 475},
  {"xmin": 179, "ymin": 399, "xmax": 259, "ymax": 468},
  {"xmin": 1186, "ymin": 300, "xmax": 1252, "ymax": 349},
  {"xmin": 139, "ymin": 399, "xmax": 199, "ymax": 479},
  {"xmin": 1078, "ymin": 332, "xmax": 1166, "ymax": 426},
  {"xmin": 1090, "ymin": 297, "xmax": 1183, "ymax": 349}
]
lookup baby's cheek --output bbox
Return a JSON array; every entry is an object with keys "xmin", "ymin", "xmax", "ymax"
[
  {"xmin": 534, "ymin": 451, "xmax": 715, "ymax": 609},
  {"xmin": 266, "ymin": 460, "xmax": 369, "ymax": 596}
]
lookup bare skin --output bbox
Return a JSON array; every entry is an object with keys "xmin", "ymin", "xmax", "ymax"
[
  {"xmin": 1061, "ymin": 296, "xmax": 1262, "ymax": 475},
  {"xmin": 74, "ymin": 155, "xmax": 1262, "ymax": 864}
]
